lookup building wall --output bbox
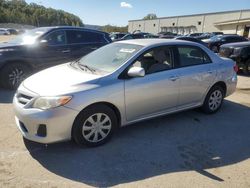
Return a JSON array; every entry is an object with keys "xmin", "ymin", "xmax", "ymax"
[
  {"xmin": 128, "ymin": 10, "xmax": 250, "ymax": 36},
  {"xmin": 202, "ymin": 12, "xmax": 241, "ymax": 32}
]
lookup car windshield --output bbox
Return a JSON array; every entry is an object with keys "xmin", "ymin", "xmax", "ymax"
[
  {"xmin": 78, "ymin": 43, "xmax": 143, "ymax": 74},
  {"xmin": 210, "ymin": 35, "xmax": 222, "ymax": 41},
  {"xmin": 8, "ymin": 28, "xmax": 50, "ymax": 45}
]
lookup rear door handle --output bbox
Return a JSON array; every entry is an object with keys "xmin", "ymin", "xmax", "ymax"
[
  {"xmin": 207, "ymin": 71, "xmax": 213, "ymax": 74},
  {"xmin": 91, "ymin": 47, "xmax": 98, "ymax": 50},
  {"xmin": 62, "ymin": 49, "xmax": 71, "ymax": 53},
  {"xmin": 170, "ymin": 76, "xmax": 179, "ymax": 81}
]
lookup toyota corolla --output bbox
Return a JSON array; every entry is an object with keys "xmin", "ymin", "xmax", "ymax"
[{"xmin": 13, "ymin": 39, "xmax": 237, "ymax": 147}]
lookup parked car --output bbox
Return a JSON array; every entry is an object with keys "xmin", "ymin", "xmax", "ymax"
[
  {"xmin": 219, "ymin": 41, "xmax": 250, "ymax": 75},
  {"xmin": 174, "ymin": 36, "xmax": 208, "ymax": 47},
  {"xmin": 119, "ymin": 32, "xmax": 157, "ymax": 40},
  {"xmin": 0, "ymin": 28, "xmax": 10, "ymax": 35},
  {"xmin": 208, "ymin": 34, "xmax": 248, "ymax": 53},
  {"xmin": 13, "ymin": 39, "xmax": 237, "ymax": 147},
  {"xmin": 0, "ymin": 26, "xmax": 111, "ymax": 89},
  {"xmin": 120, "ymin": 33, "xmax": 145, "ymax": 40},
  {"xmin": 109, "ymin": 32, "xmax": 127, "ymax": 41},
  {"xmin": 6, "ymin": 28, "xmax": 18, "ymax": 35},
  {"xmin": 187, "ymin": 33, "xmax": 203, "ymax": 37},
  {"xmin": 196, "ymin": 32, "xmax": 224, "ymax": 40},
  {"xmin": 158, "ymin": 32, "xmax": 178, "ymax": 39}
]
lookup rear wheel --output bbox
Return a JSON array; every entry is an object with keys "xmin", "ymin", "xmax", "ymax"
[
  {"xmin": 0, "ymin": 63, "xmax": 31, "ymax": 90},
  {"xmin": 72, "ymin": 104, "xmax": 118, "ymax": 147},
  {"xmin": 201, "ymin": 85, "xmax": 225, "ymax": 114},
  {"xmin": 242, "ymin": 59, "xmax": 250, "ymax": 75}
]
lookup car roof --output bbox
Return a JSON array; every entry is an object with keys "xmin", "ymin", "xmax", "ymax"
[
  {"xmin": 116, "ymin": 39, "xmax": 199, "ymax": 47},
  {"xmin": 221, "ymin": 41, "xmax": 250, "ymax": 48},
  {"xmin": 35, "ymin": 26, "xmax": 107, "ymax": 34}
]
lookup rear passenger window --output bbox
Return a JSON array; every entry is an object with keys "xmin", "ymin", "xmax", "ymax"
[
  {"xmin": 67, "ymin": 30, "xmax": 105, "ymax": 44},
  {"xmin": 178, "ymin": 46, "xmax": 211, "ymax": 67}
]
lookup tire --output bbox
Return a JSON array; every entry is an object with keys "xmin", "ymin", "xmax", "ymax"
[
  {"xmin": 72, "ymin": 104, "xmax": 118, "ymax": 147},
  {"xmin": 242, "ymin": 59, "xmax": 250, "ymax": 75},
  {"xmin": 0, "ymin": 62, "xmax": 31, "ymax": 90},
  {"xmin": 211, "ymin": 46, "xmax": 218, "ymax": 53},
  {"xmin": 201, "ymin": 85, "xmax": 225, "ymax": 114}
]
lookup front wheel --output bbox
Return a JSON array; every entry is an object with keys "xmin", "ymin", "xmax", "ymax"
[
  {"xmin": 0, "ymin": 63, "xmax": 31, "ymax": 90},
  {"xmin": 201, "ymin": 86, "xmax": 224, "ymax": 114},
  {"xmin": 72, "ymin": 104, "xmax": 118, "ymax": 147}
]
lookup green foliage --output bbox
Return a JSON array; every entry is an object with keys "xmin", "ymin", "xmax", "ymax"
[
  {"xmin": 143, "ymin": 14, "xmax": 157, "ymax": 20},
  {"xmin": 0, "ymin": 0, "xmax": 83, "ymax": 27},
  {"xmin": 102, "ymin": 25, "xmax": 128, "ymax": 33}
]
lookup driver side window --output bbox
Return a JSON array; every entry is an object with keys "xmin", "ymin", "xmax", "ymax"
[
  {"xmin": 44, "ymin": 30, "xmax": 66, "ymax": 46},
  {"xmin": 132, "ymin": 46, "xmax": 173, "ymax": 74}
]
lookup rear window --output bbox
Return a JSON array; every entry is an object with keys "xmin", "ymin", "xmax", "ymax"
[
  {"xmin": 178, "ymin": 46, "xmax": 211, "ymax": 67},
  {"xmin": 67, "ymin": 30, "xmax": 106, "ymax": 44}
]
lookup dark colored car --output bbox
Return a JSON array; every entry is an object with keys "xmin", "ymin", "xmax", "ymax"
[
  {"xmin": 120, "ymin": 32, "xmax": 157, "ymax": 40},
  {"xmin": 187, "ymin": 33, "xmax": 203, "ymax": 37},
  {"xmin": 158, "ymin": 32, "xmax": 178, "ymax": 39},
  {"xmin": 208, "ymin": 35, "xmax": 248, "ymax": 53},
  {"xmin": 110, "ymin": 33, "xmax": 127, "ymax": 41},
  {"xmin": 175, "ymin": 36, "xmax": 208, "ymax": 47},
  {"xmin": 7, "ymin": 28, "xmax": 18, "ymax": 35},
  {"xmin": 196, "ymin": 32, "xmax": 224, "ymax": 40},
  {"xmin": 0, "ymin": 26, "xmax": 111, "ymax": 89},
  {"xmin": 219, "ymin": 41, "xmax": 250, "ymax": 75},
  {"xmin": 120, "ymin": 33, "xmax": 145, "ymax": 40}
]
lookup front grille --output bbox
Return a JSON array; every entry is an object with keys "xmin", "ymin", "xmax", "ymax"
[{"xmin": 16, "ymin": 93, "xmax": 33, "ymax": 106}]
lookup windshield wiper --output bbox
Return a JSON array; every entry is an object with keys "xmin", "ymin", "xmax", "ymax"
[{"xmin": 76, "ymin": 61, "xmax": 96, "ymax": 73}]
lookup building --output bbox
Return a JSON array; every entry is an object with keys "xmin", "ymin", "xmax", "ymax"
[{"xmin": 128, "ymin": 9, "xmax": 250, "ymax": 37}]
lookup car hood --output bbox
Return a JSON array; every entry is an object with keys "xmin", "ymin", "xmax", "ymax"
[{"xmin": 23, "ymin": 63, "xmax": 102, "ymax": 96}]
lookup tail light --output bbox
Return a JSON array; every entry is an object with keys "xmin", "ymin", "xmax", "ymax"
[{"xmin": 234, "ymin": 64, "xmax": 239, "ymax": 73}]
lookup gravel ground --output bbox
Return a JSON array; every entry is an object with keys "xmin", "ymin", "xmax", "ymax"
[
  {"xmin": 0, "ymin": 35, "xmax": 16, "ymax": 43},
  {"xmin": 0, "ymin": 75, "xmax": 250, "ymax": 188}
]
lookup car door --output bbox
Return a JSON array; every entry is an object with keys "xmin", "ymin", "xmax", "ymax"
[
  {"xmin": 175, "ymin": 45, "xmax": 216, "ymax": 108},
  {"xmin": 66, "ymin": 30, "xmax": 107, "ymax": 61},
  {"xmin": 32, "ymin": 29, "xmax": 71, "ymax": 69},
  {"xmin": 124, "ymin": 46, "xmax": 180, "ymax": 122}
]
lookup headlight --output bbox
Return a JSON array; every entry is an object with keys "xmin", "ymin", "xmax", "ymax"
[
  {"xmin": 32, "ymin": 96, "xmax": 72, "ymax": 110},
  {"xmin": 232, "ymin": 47, "xmax": 241, "ymax": 57}
]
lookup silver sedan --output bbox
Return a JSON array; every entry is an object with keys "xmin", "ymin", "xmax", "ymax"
[{"xmin": 13, "ymin": 39, "xmax": 237, "ymax": 147}]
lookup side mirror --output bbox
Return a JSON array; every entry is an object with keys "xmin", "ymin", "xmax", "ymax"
[
  {"xmin": 40, "ymin": 39, "xmax": 48, "ymax": 46},
  {"xmin": 127, "ymin": 67, "xmax": 145, "ymax": 77}
]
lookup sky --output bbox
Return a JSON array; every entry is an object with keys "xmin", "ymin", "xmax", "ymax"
[{"xmin": 25, "ymin": 0, "xmax": 250, "ymax": 26}]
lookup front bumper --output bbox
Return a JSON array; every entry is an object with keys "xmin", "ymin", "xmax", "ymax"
[{"xmin": 13, "ymin": 91, "xmax": 79, "ymax": 144}]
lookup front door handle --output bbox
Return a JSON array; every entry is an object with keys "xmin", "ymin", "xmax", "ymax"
[
  {"xmin": 170, "ymin": 76, "xmax": 179, "ymax": 81},
  {"xmin": 207, "ymin": 71, "xmax": 213, "ymax": 74},
  {"xmin": 62, "ymin": 49, "xmax": 71, "ymax": 53}
]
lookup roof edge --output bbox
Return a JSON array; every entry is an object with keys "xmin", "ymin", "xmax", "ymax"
[{"xmin": 129, "ymin": 9, "xmax": 250, "ymax": 22}]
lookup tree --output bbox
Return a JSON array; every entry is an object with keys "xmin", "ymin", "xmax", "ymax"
[
  {"xmin": 143, "ymin": 13, "xmax": 157, "ymax": 20},
  {"xmin": 0, "ymin": 0, "xmax": 84, "ymax": 27},
  {"xmin": 101, "ymin": 25, "xmax": 128, "ymax": 33}
]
